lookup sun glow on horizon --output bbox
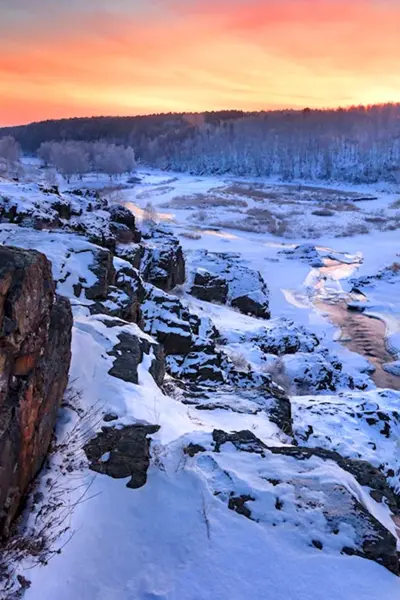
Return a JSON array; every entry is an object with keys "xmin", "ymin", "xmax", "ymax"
[{"xmin": 1, "ymin": 0, "xmax": 400, "ymax": 126}]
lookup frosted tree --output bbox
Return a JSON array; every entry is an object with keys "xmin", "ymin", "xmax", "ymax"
[
  {"xmin": 0, "ymin": 136, "xmax": 21, "ymax": 177},
  {"xmin": 94, "ymin": 144, "xmax": 136, "ymax": 178},
  {"xmin": 38, "ymin": 141, "xmax": 55, "ymax": 167},
  {"xmin": 49, "ymin": 142, "xmax": 90, "ymax": 182},
  {"xmin": 44, "ymin": 167, "xmax": 58, "ymax": 187}
]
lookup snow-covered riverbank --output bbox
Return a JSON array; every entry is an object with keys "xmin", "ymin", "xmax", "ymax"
[{"xmin": 1, "ymin": 166, "xmax": 399, "ymax": 599}]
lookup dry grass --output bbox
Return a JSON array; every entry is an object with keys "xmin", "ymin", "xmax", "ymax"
[
  {"xmin": 162, "ymin": 193, "xmax": 248, "ymax": 209},
  {"xmin": 216, "ymin": 183, "xmax": 373, "ymax": 209},
  {"xmin": 136, "ymin": 185, "xmax": 174, "ymax": 200},
  {"xmin": 389, "ymin": 262, "xmax": 400, "ymax": 273},
  {"xmin": 246, "ymin": 207, "xmax": 276, "ymax": 220},
  {"xmin": 216, "ymin": 215, "xmax": 293, "ymax": 237},
  {"xmin": 0, "ymin": 386, "xmax": 101, "ymax": 597},
  {"xmin": 336, "ymin": 223, "xmax": 370, "ymax": 237},
  {"xmin": 218, "ymin": 184, "xmax": 281, "ymax": 202},
  {"xmin": 390, "ymin": 198, "xmax": 400, "ymax": 209},
  {"xmin": 324, "ymin": 201, "xmax": 360, "ymax": 212}
]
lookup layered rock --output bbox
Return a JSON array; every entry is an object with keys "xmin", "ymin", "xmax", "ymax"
[
  {"xmin": 141, "ymin": 227, "xmax": 185, "ymax": 292},
  {"xmin": 190, "ymin": 269, "xmax": 228, "ymax": 303},
  {"xmin": 109, "ymin": 204, "xmax": 142, "ymax": 244},
  {"xmin": 0, "ymin": 246, "xmax": 72, "ymax": 536},
  {"xmin": 188, "ymin": 250, "xmax": 270, "ymax": 319}
]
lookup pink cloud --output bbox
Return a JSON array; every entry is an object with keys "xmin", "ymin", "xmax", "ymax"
[{"xmin": 1, "ymin": 0, "xmax": 400, "ymax": 125}]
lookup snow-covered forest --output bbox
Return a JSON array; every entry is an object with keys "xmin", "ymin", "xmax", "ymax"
[{"xmin": 2, "ymin": 103, "xmax": 400, "ymax": 183}]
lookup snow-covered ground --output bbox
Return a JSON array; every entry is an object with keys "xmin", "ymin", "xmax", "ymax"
[
  {"xmin": 118, "ymin": 168, "xmax": 400, "ymax": 364},
  {"xmin": 1, "ymin": 164, "xmax": 400, "ymax": 599}
]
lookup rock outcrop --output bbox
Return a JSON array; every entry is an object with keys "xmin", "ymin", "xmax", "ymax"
[
  {"xmin": 141, "ymin": 228, "xmax": 185, "ymax": 292},
  {"xmin": 107, "ymin": 327, "xmax": 165, "ymax": 388},
  {"xmin": 84, "ymin": 423, "xmax": 160, "ymax": 489},
  {"xmin": 109, "ymin": 204, "xmax": 142, "ymax": 244},
  {"xmin": 0, "ymin": 246, "xmax": 72, "ymax": 536},
  {"xmin": 190, "ymin": 269, "xmax": 228, "ymax": 303},
  {"xmin": 189, "ymin": 429, "xmax": 400, "ymax": 575},
  {"xmin": 188, "ymin": 250, "xmax": 270, "ymax": 319}
]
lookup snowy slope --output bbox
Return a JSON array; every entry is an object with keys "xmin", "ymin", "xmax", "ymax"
[{"xmin": 1, "ymin": 165, "xmax": 400, "ymax": 599}]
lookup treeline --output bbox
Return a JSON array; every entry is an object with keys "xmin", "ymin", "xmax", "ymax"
[
  {"xmin": 0, "ymin": 137, "xmax": 136, "ymax": 181},
  {"xmin": 3, "ymin": 104, "xmax": 400, "ymax": 183}
]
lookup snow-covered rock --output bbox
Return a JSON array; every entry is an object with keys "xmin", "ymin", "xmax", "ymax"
[
  {"xmin": 188, "ymin": 250, "xmax": 270, "ymax": 318},
  {"xmin": 292, "ymin": 388, "xmax": 400, "ymax": 492},
  {"xmin": 141, "ymin": 226, "xmax": 185, "ymax": 291}
]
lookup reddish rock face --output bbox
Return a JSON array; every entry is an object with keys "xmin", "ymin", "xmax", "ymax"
[{"xmin": 0, "ymin": 246, "xmax": 72, "ymax": 536}]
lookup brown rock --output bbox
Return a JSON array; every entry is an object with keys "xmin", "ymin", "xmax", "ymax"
[{"xmin": 0, "ymin": 246, "xmax": 72, "ymax": 536}]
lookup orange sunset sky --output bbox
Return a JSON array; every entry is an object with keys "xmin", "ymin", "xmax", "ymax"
[{"xmin": 1, "ymin": 0, "xmax": 400, "ymax": 126}]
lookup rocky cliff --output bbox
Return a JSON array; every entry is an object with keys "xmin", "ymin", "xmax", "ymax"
[{"xmin": 0, "ymin": 246, "xmax": 72, "ymax": 536}]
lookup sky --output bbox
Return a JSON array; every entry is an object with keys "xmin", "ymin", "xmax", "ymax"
[{"xmin": 1, "ymin": 0, "xmax": 400, "ymax": 126}]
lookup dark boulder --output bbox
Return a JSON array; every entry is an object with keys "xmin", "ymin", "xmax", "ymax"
[
  {"xmin": 109, "ymin": 205, "xmax": 136, "ymax": 230},
  {"xmin": 209, "ymin": 429, "xmax": 399, "ymax": 574},
  {"xmin": 110, "ymin": 222, "xmax": 135, "ymax": 244},
  {"xmin": 141, "ymin": 284, "xmax": 194, "ymax": 355},
  {"xmin": 39, "ymin": 184, "xmax": 60, "ymax": 197},
  {"xmin": 51, "ymin": 199, "xmax": 72, "ymax": 220},
  {"xmin": 85, "ymin": 249, "xmax": 116, "ymax": 301},
  {"xmin": 84, "ymin": 424, "xmax": 160, "ymax": 489},
  {"xmin": 141, "ymin": 228, "xmax": 185, "ymax": 292},
  {"xmin": 269, "ymin": 446, "xmax": 400, "ymax": 514},
  {"xmin": 231, "ymin": 292, "xmax": 271, "ymax": 319},
  {"xmin": 108, "ymin": 331, "xmax": 165, "ymax": 387},
  {"xmin": 115, "ymin": 244, "xmax": 143, "ymax": 270},
  {"xmin": 190, "ymin": 269, "xmax": 228, "ymax": 303},
  {"xmin": 187, "ymin": 250, "xmax": 270, "ymax": 319},
  {"xmin": 109, "ymin": 205, "xmax": 141, "ymax": 244}
]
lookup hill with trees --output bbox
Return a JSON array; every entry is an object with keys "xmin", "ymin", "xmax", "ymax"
[{"xmin": 2, "ymin": 104, "xmax": 400, "ymax": 183}]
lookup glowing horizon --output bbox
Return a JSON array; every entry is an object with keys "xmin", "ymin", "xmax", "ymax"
[{"xmin": 1, "ymin": 0, "xmax": 400, "ymax": 127}]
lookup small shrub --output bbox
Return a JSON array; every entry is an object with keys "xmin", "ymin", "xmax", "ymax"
[
  {"xmin": 227, "ymin": 351, "xmax": 249, "ymax": 371},
  {"xmin": 312, "ymin": 208, "xmax": 335, "ymax": 217},
  {"xmin": 142, "ymin": 201, "xmax": 158, "ymax": 225},
  {"xmin": 261, "ymin": 359, "xmax": 292, "ymax": 394},
  {"xmin": 389, "ymin": 262, "xmax": 400, "ymax": 273},
  {"xmin": 195, "ymin": 209, "xmax": 208, "ymax": 222}
]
